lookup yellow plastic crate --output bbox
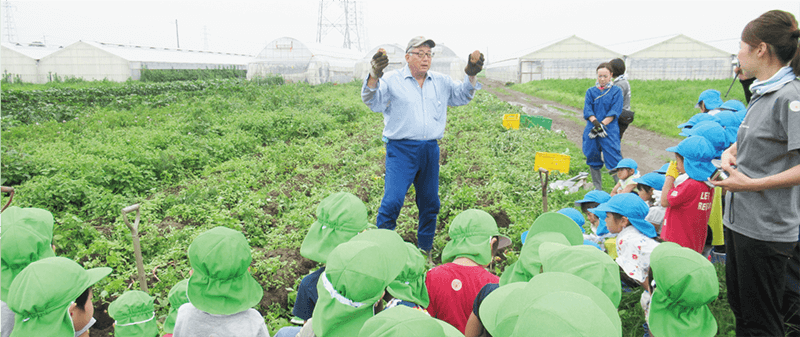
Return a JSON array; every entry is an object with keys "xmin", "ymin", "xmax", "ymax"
[
  {"xmin": 533, "ymin": 152, "xmax": 571, "ymax": 175},
  {"xmin": 502, "ymin": 113, "xmax": 520, "ymax": 130}
]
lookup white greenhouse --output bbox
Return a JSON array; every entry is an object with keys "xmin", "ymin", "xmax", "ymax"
[
  {"xmin": 626, "ymin": 34, "xmax": 735, "ymax": 80},
  {"xmin": 354, "ymin": 44, "xmax": 406, "ymax": 80},
  {"xmin": 429, "ymin": 44, "xmax": 468, "ymax": 81},
  {"xmin": 247, "ymin": 37, "xmax": 363, "ymax": 85},
  {"xmin": 1, "ymin": 42, "xmax": 63, "ymax": 83},
  {"xmin": 35, "ymin": 41, "xmax": 253, "ymax": 83},
  {"xmin": 486, "ymin": 35, "xmax": 622, "ymax": 83}
]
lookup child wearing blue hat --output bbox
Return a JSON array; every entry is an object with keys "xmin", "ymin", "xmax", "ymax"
[
  {"xmin": 661, "ymin": 136, "xmax": 715, "ymax": 254},
  {"xmin": 590, "ymin": 194, "xmax": 660, "ymax": 292},
  {"xmin": 610, "ymin": 158, "xmax": 640, "ymax": 196},
  {"xmin": 574, "ymin": 191, "xmax": 615, "ymax": 249},
  {"xmin": 696, "ymin": 89, "xmax": 724, "ymax": 114},
  {"xmin": 634, "ymin": 172, "xmax": 667, "ymax": 233},
  {"xmin": 678, "ymin": 113, "xmax": 721, "ymax": 130}
]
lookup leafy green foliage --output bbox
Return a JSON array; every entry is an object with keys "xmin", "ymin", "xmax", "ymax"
[{"xmin": 139, "ymin": 66, "xmax": 248, "ymax": 82}]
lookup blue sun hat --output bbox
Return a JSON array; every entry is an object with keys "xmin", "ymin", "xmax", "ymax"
[
  {"xmin": 590, "ymin": 193, "xmax": 657, "ymax": 238},
  {"xmin": 654, "ymin": 163, "xmax": 670, "ymax": 175},
  {"xmin": 679, "ymin": 120, "xmax": 729, "ymax": 157},
  {"xmin": 677, "ymin": 113, "xmax": 720, "ymax": 129},
  {"xmin": 666, "ymin": 136, "xmax": 717, "ymax": 181},
  {"xmin": 557, "ymin": 208, "xmax": 586, "ymax": 233},
  {"xmin": 719, "ymin": 99, "xmax": 746, "ymax": 113},
  {"xmin": 735, "ymin": 109, "xmax": 747, "ymax": 125},
  {"xmin": 695, "ymin": 89, "xmax": 723, "ymax": 110},
  {"xmin": 574, "ymin": 190, "xmax": 612, "ymax": 236},
  {"xmin": 714, "ymin": 110, "xmax": 740, "ymax": 128},
  {"xmin": 611, "ymin": 158, "xmax": 638, "ymax": 175},
  {"xmin": 633, "ymin": 172, "xmax": 666, "ymax": 191}
]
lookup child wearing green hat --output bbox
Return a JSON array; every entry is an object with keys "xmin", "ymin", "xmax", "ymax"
[
  {"xmin": 292, "ymin": 192, "xmax": 375, "ymax": 324},
  {"xmin": 384, "ymin": 242, "xmax": 430, "ymax": 311},
  {"xmin": 359, "ymin": 305, "xmax": 463, "ymax": 337},
  {"xmin": 1, "ymin": 206, "xmax": 57, "ymax": 337},
  {"xmin": 162, "ymin": 279, "xmax": 188, "ymax": 337},
  {"xmin": 6, "ymin": 256, "xmax": 111, "ymax": 337},
  {"xmin": 108, "ymin": 290, "xmax": 159, "ymax": 337},
  {"xmin": 426, "ymin": 209, "xmax": 511, "ymax": 334},
  {"xmin": 648, "ymin": 242, "xmax": 719, "ymax": 337},
  {"xmin": 539, "ymin": 242, "xmax": 622, "ymax": 308},
  {"xmin": 172, "ymin": 226, "xmax": 269, "ymax": 337}
]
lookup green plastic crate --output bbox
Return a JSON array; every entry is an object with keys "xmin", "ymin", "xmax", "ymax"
[{"xmin": 520, "ymin": 115, "xmax": 552, "ymax": 130}]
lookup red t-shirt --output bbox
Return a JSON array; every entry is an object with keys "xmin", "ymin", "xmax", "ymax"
[
  {"xmin": 662, "ymin": 178, "xmax": 714, "ymax": 253},
  {"xmin": 425, "ymin": 262, "xmax": 499, "ymax": 333}
]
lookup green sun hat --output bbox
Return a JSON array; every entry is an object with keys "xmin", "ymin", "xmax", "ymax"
[
  {"xmin": 108, "ymin": 290, "xmax": 159, "ymax": 337},
  {"xmin": 649, "ymin": 242, "xmax": 719, "ymax": 337},
  {"xmin": 441, "ymin": 209, "xmax": 511, "ymax": 266},
  {"xmin": 301, "ymin": 192, "xmax": 375, "ymax": 264},
  {"xmin": 539, "ymin": 242, "xmax": 621, "ymax": 307},
  {"xmin": 313, "ymin": 240, "xmax": 404, "ymax": 337},
  {"xmin": 348, "ymin": 228, "xmax": 409, "ymax": 277},
  {"xmin": 163, "ymin": 279, "xmax": 189, "ymax": 334},
  {"xmin": 6, "ymin": 256, "xmax": 111, "ymax": 337},
  {"xmin": 499, "ymin": 212, "xmax": 583, "ymax": 286},
  {"xmin": 510, "ymin": 291, "xmax": 620, "ymax": 337},
  {"xmin": 187, "ymin": 226, "xmax": 263, "ymax": 315},
  {"xmin": 478, "ymin": 282, "xmax": 528, "ymax": 337},
  {"xmin": 386, "ymin": 242, "xmax": 430, "ymax": 307},
  {"xmin": 1, "ymin": 206, "xmax": 56, "ymax": 301},
  {"xmin": 358, "ymin": 305, "xmax": 463, "ymax": 337}
]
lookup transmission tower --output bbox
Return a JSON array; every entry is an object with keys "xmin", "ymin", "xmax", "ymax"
[
  {"xmin": 316, "ymin": 0, "xmax": 368, "ymax": 51},
  {"xmin": 2, "ymin": 0, "xmax": 18, "ymax": 43}
]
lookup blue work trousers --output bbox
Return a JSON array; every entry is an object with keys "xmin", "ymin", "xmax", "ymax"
[
  {"xmin": 377, "ymin": 139, "xmax": 440, "ymax": 251},
  {"xmin": 582, "ymin": 121, "xmax": 622, "ymax": 170}
]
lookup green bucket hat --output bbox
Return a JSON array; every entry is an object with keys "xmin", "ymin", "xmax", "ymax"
[
  {"xmin": 187, "ymin": 226, "xmax": 263, "ymax": 315},
  {"xmin": 499, "ymin": 212, "xmax": 583, "ymax": 286},
  {"xmin": 301, "ymin": 192, "xmax": 375, "ymax": 264},
  {"xmin": 478, "ymin": 282, "xmax": 528, "ymax": 337},
  {"xmin": 163, "ymin": 279, "xmax": 189, "ymax": 334},
  {"xmin": 1, "ymin": 206, "xmax": 56, "ymax": 301},
  {"xmin": 108, "ymin": 290, "xmax": 158, "ymax": 337},
  {"xmin": 358, "ymin": 305, "xmax": 463, "ymax": 337},
  {"xmin": 442, "ymin": 209, "xmax": 511, "ymax": 266},
  {"xmin": 649, "ymin": 242, "xmax": 719, "ymax": 337},
  {"xmin": 386, "ymin": 242, "xmax": 430, "ymax": 307},
  {"xmin": 510, "ymin": 291, "xmax": 620, "ymax": 337},
  {"xmin": 6, "ymin": 256, "xmax": 111, "ymax": 337},
  {"xmin": 539, "ymin": 242, "xmax": 621, "ymax": 307},
  {"xmin": 313, "ymin": 240, "xmax": 404, "ymax": 337}
]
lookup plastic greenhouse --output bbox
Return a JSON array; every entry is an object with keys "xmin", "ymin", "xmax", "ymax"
[
  {"xmin": 1, "ymin": 42, "xmax": 63, "ymax": 83},
  {"xmin": 429, "ymin": 44, "xmax": 468, "ymax": 81},
  {"xmin": 626, "ymin": 34, "xmax": 735, "ymax": 80},
  {"xmin": 35, "ymin": 41, "xmax": 252, "ymax": 83},
  {"xmin": 354, "ymin": 44, "xmax": 406, "ymax": 80},
  {"xmin": 486, "ymin": 35, "xmax": 622, "ymax": 83},
  {"xmin": 247, "ymin": 37, "xmax": 362, "ymax": 84}
]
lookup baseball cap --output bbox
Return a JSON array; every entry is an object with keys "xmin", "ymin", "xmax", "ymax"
[
  {"xmin": 405, "ymin": 36, "xmax": 435, "ymax": 53},
  {"xmin": 441, "ymin": 209, "xmax": 511, "ymax": 266},
  {"xmin": 633, "ymin": 172, "xmax": 666, "ymax": 190},
  {"xmin": 590, "ymin": 193, "xmax": 657, "ymax": 238},
  {"xmin": 677, "ymin": 113, "xmax": 721, "ymax": 129},
  {"xmin": 679, "ymin": 120, "xmax": 729, "ymax": 155},
  {"xmin": 666, "ymin": 136, "xmax": 717, "ymax": 181},
  {"xmin": 649, "ymin": 242, "xmax": 719, "ymax": 337},
  {"xmin": 695, "ymin": 89, "xmax": 723, "ymax": 110}
]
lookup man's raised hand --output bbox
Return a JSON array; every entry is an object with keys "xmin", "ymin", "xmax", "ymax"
[
  {"xmin": 465, "ymin": 50, "xmax": 484, "ymax": 76},
  {"xmin": 370, "ymin": 48, "xmax": 389, "ymax": 79}
]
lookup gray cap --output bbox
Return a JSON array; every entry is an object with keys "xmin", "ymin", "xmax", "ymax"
[{"xmin": 406, "ymin": 36, "xmax": 435, "ymax": 53}]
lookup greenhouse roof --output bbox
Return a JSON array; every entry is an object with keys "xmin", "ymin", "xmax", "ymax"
[
  {"xmin": 47, "ymin": 40, "xmax": 256, "ymax": 65},
  {"xmin": 521, "ymin": 35, "xmax": 622, "ymax": 60},
  {"xmin": 627, "ymin": 34, "xmax": 733, "ymax": 58},
  {"xmin": 1, "ymin": 42, "xmax": 63, "ymax": 59}
]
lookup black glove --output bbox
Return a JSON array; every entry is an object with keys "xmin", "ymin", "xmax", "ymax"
[
  {"xmin": 370, "ymin": 49, "xmax": 389, "ymax": 78},
  {"xmin": 588, "ymin": 128, "xmax": 598, "ymax": 139},
  {"xmin": 591, "ymin": 119, "xmax": 602, "ymax": 128},
  {"xmin": 465, "ymin": 51, "xmax": 484, "ymax": 76}
]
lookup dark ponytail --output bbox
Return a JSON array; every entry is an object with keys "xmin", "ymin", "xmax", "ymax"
[{"xmin": 742, "ymin": 10, "xmax": 800, "ymax": 76}]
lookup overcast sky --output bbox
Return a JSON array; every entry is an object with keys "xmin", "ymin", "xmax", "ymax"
[{"xmin": 4, "ymin": 0, "xmax": 800, "ymax": 61}]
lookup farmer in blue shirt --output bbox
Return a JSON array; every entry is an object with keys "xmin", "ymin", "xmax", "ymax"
[{"xmin": 361, "ymin": 36, "xmax": 484, "ymax": 256}]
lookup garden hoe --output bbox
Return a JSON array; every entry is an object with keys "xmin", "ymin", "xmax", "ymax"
[
  {"xmin": 539, "ymin": 168, "xmax": 550, "ymax": 212},
  {"xmin": 1, "ymin": 186, "xmax": 14, "ymax": 212},
  {"xmin": 122, "ymin": 204, "xmax": 148, "ymax": 292}
]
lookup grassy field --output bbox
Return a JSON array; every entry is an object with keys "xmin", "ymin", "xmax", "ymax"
[
  {"xmin": 511, "ymin": 78, "xmax": 749, "ymax": 138},
  {"xmin": 0, "ymin": 78, "xmax": 733, "ymax": 335}
]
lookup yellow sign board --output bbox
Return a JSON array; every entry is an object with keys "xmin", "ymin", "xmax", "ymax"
[
  {"xmin": 502, "ymin": 114, "xmax": 520, "ymax": 130},
  {"xmin": 534, "ymin": 152, "xmax": 570, "ymax": 175}
]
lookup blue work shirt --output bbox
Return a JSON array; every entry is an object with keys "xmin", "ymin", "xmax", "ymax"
[
  {"xmin": 361, "ymin": 65, "xmax": 481, "ymax": 140},
  {"xmin": 583, "ymin": 85, "xmax": 622, "ymax": 123}
]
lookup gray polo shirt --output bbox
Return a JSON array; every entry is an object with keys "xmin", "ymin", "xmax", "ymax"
[
  {"xmin": 173, "ymin": 303, "xmax": 270, "ymax": 337},
  {"xmin": 723, "ymin": 80, "xmax": 800, "ymax": 242}
]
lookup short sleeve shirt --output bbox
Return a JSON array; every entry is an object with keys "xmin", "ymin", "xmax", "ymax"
[
  {"xmin": 615, "ymin": 226, "xmax": 660, "ymax": 283},
  {"xmin": 724, "ymin": 80, "xmax": 800, "ymax": 242},
  {"xmin": 662, "ymin": 179, "xmax": 713, "ymax": 253},
  {"xmin": 426, "ymin": 263, "xmax": 499, "ymax": 334}
]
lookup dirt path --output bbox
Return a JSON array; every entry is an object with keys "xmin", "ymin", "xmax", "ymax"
[{"xmin": 481, "ymin": 78, "xmax": 680, "ymax": 174}]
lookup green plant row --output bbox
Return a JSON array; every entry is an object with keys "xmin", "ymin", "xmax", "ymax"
[
  {"xmin": 511, "ymin": 78, "xmax": 749, "ymax": 138},
  {"xmin": 140, "ymin": 66, "xmax": 247, "ymax": 82}
]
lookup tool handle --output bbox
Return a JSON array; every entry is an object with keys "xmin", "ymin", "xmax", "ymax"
[{"xmin": 1, "ymin": 186, "xmax": 14, "ymax": 212}]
